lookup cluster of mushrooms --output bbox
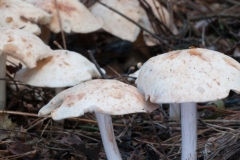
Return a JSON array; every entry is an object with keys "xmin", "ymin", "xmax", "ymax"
[{"xmin": 1, "ymin": 0, "xmax": 240, "ymax": 160}]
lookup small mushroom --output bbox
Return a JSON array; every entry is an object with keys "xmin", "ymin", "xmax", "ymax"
[
  {"xmin": 136, "ymin": 48, "xmax": 240, "ymax": 159},
  {"xmin": 0, "ymin": 28, "xmax": 52, "ymax": 68},
  {"xmin": 0, "ymin": 28, "xmax": 52, "ymax": 109},
  {"xmin": 15, "ymin": 50, "xmax": 103, "ymax": 88},
  {"xmin": 0, "ymin": 0, "xmax": 51, "ymax": 35},
  {"xmin": 90, "ymin": 0, "xmax": 142, "ymax": 42},
  {"xmin": 25, "ymin": 0, "xmax": 103, "ymax": 33},
  {"xmin": 38, "ymin": 79, "xmax": 159, "ymax": 160}
]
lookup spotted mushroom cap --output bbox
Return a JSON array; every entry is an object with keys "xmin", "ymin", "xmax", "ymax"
[
  {"xmin": 90, "ymin": 0, "xmax": 141, "ymax": 42},
  {"xmin": 0, "ymin": 28, "xmax": 52, "ymax": 68},
  {"xmin": 15, "ymin": 50, "xmax": 104, "ymax": 87},
  {"xmin": 24, "ymin": 0, "xmax": 103, "ymax": 33},
  {"xmin": 136, "ymin": 48, "xmax": 240, "ymax": 103},
  {"xmin": 38, "ymin": 79, "xmax": 159, "ymax": 120},
  {"xmin": 0, "ymin": 0, "xmax": 51, "ymax": 35}
]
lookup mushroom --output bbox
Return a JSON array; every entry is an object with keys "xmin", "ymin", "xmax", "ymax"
[
  {"xmin": 24, "ymin": 0, "xmax": 103, "ymax": 33},
  {"xmin": 0, "ymin": 28, "xmax": 52, "ymax": 109},
  {"xmin": 38, "ymin": 79, "xmax": 159, "ymax": 160},
  {"xmin": 0, "ymin": 28, "xmax": 52, "ymax": 68},
  {"xmin": 90, "ymin": 0, "xmax": 142, "ymax": 42},
  {"xmin": 15, "ymin": 49, "xmax": 105, "ymax": 125},
  {"xmin": 136, "ymin": 48, "xmax": 240, "ymax": 159},
  {"xmin": 15, "ymin": 50, "xmax": 104, "ymax": 90},
  {"xmin": 0, "ymin": 0, "xmax": 51, "ymax": 35}
]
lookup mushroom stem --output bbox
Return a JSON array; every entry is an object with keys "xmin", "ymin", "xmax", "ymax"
[
  {"xmin": 169, "ymin": 103, "xmax": 180, "ymax": 120},
  {"xmin": 181, "ymin": 102, "xmax": 197, "ymax": 160},
  {"xmin": 55, "ymin": 87, "xmax": 65, "ymax": 126},
  {"xmin": 95, "ymin": 111, "xmax": 122, "ymax": 160},
  {"xmin": 0, "ymin": 53, "xmax": 6, "ymax": 110}
]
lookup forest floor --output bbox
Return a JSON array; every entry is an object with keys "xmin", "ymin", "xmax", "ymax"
[{"xmin": 2, "ymin": 0, "xmax": 240, "ymax": 159}]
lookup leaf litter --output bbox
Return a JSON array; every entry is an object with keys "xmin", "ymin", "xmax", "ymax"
[{"xmin": 2, "ymin": 0, "xmax": 240, "ymax": 159}]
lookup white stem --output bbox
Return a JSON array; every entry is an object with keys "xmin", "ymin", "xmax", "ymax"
[
  {"xmin": 95, "ymin": 111, "xmax": 122, "ymax": 160},
  {"xmin": 0, "ymin": 54, "xmax": 6, "ymax": 110},
  {"xmin": 169, "ymin": 103, "xmax": 180, "ymax": 120},
  {"xmin": 181, "ymin": 102, "xmax": 197, "ymax": 160},
  {"xmin": 55, "ymin": 87, "xmax": 65, "ymax": 125}
]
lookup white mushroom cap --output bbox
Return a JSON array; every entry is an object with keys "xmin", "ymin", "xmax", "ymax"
[
  {"xmin": 15, "ymin": 50, "xmax": 104, "ymax": 88},
  {"xmin": 136, "ymin": 48, "xmax": 240, "ymax": 103},
  {"xmin": 0, "ymin": 0, "xmax": 51, "ymax": 35},
  {"xmin": 25, "ymin": 0, "xmax": 103, "ymax": 33},
  {"xmin": 0, "ymin": 28, "xmax": 52, "ymax": 68},
  {"xmin": 90, "ymin": 0, "xmax": 141, "ymax": 42},
  {"xmin": 6, "ymin": 56, "xmax": 27, "ymax": 69},
  {"xmin": 38, "ymin": 79, "xmax": 159, "ymax": 120}
]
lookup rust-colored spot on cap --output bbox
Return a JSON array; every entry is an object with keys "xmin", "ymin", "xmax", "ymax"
[
  {"xmin": 77, "ymin": 92, "xmax": 86, "ymax": 100},
  {"xmin": 7, "ymin": 36, "xmax": 14, "ymax": 42},
  {"xmin": 3, "ymin": 44, "xmax": 18, "ymax": 53},
  {"xmin": 111, "ymin": 90, "xmax": 123, "ymax": 99},
  {"xmin": 223, "ymin": 57, "xmax": 240, "ymax": 71},
  {"xmin": 188, "ymin": 48, "xmax": 202, "ymax": 56},
  {"xmin": 63, "ymin": 62, "xmax": 70, "ymax": 66},
  {"xmin": 35, "ymin": 57, "xmax": 53, "ymax": 70},
  {"xmin": 188, "ymin": 48, "xmax": 210, "ymax": 62},
  {"xmin": 168, "ymin": 51, "xmax": 180, "ymax": 59},
  {"xmin": 27, "ymin": 52, "xmax": 31, "ymax": 57},
  {"xmin": 6, "ymin": 17, "xmax": 13, "ymax": 23},
  {"xmin": 21, "ymin": 38, "xmax": 26, "ymax": 42},
  {"xmin": 58, "ymin": 3, "xmax": 76, "ymax": 16},
  {"xmin": 20, "ymin": 16, "xmax": 28, "ymax": 22}
]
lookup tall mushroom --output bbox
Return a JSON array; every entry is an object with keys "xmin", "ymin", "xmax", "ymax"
[
  {"xmin": 136, "ymin": 48, "xmax": 240, "ymax": 159},
  {"xmin": 38, "ymin": 79, "xmax": 159, "ymax": 160},
  {"xmin": 0, "ymin": 28, "xmax": 52, "ymax": 109}
]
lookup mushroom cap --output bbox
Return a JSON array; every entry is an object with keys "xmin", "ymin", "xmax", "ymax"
[
  {"xmin": 90, "ymin": 0, "xmax": 141, "ymax": 42},
  {"xmin": 38, "ymin": 79, "xmax": 159, "ymax": 120},
  {"xmin": 0, "ymin": 28, "xmax": 52, "ymax": 68},
  {"xmin": 26, "ymin": 0, "xmax": 103, "ymax": 33},
  {"xmin": 0, "ymin": 0, "xmax": 51, "ymax": 35},
  {"xmin": 15, "ymin": 50, "xmax": 104, "ymax": 87},
  {"xmin": 136, "ymin": 48, "xmax": 240, "ymax": 103},
  {"xmin": 6, "ymin": 56, "xmax": 27, "ymax": 68}
]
